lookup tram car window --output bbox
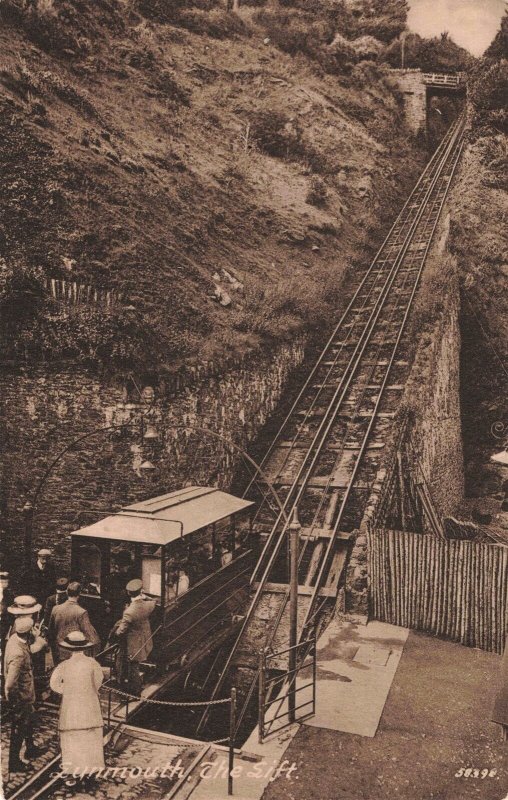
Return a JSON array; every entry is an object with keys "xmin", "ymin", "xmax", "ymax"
[
  {"xmin": 69, "ymin": 487, "xmax": 255, "ymax": 674},
  {"xmin": 75, "ymin": 542, "xmax": 102, "ymax": 595}
]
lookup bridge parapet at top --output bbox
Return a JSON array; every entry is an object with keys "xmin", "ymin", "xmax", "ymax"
[
  {"xmin": 422, "ymin": 72, "xmax": 463, "ymax": 87},
  {"xmin": 386, "ymin": 68, "xmax": 465, "ymax": 89}
]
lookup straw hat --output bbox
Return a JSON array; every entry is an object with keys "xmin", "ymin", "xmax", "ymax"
[
  {"xmin": 58, "ymin": 631, "xmax": 92, "ymax": 650},
  {"xmin": 13, "ymin": 616, "xmax": 34, "ymax": 635},
  {"xmin": 8, "ymin": 595, "xmax": 42, "ymax": 615}
]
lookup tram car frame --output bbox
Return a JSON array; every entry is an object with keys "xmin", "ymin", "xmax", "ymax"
[{"xmin": 70, "ymin": 486, "xmax": 255, "ymax": 674}]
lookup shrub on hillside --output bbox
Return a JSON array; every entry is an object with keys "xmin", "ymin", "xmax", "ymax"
[
  {"xmin": 135, "ymin": 0, "xmax": 184, "ymax": 23},
  {"xmin": 232, "ymin": 276, "xmax": 330, "ymax": 340},
  {"xmin": 253, "ymin": 10, "xmax": 332, "ymax": 59},
  {"xmin": 176, "ymin": 9, "xmax": 249, "ymax": 39},
  {"xmin": 470, "ymin": 60, "xmax": 508, "ymax": 135},
  {"xmin": 306, "ymin": 176, "xmax": 328, "ymax": 207},
  {"xmin": 0, "ymin": 3, "xmax": 85, "ymax": 57},
  {"xmin": 250, "ymin": 110, "xmax": 333, "ymax": 173},
  {"xmin": 151, "ymin": 69, "xmax": 191, "ymax": 106}
]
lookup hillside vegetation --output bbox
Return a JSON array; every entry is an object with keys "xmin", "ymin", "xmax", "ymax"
[
  {"xmin": 0, "ymin": 0, "xmax": 431, "ymax": 375},
  {"xmin": 450, "ymin": 11, "xmax": 507, "ymax": 497}
]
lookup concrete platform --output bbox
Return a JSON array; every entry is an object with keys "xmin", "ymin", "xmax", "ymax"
[{"xmin": 303, "ymin": 618, "xmax": 408, "ymax": 737}]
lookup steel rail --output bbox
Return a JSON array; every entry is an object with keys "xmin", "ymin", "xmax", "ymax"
[
  {"xmin": 241, "ymin": 119, "xmax": 458, "ymax": 511},
  {"xmin": 301, "ymin": 124, "xmax": 466, "ymax": 639},
  {"xmin": 242, "ymin": 123, "xmax": 459, "ymax": 529},
  {"xmin": 260, "ymin": 122, "xmax": 466, "ymax": 735},
  {"xmin": 248, "ymin": 117, "xmax": 463, "ymax": 589},
  {"xmin": 196, "ymin": 119, "xmax": 463, "ymax": 736},
  {"xmin": 232, "ymin": 119, "xmax": 466, "ymax": 736},
  {"xmin": 246, "ymin": 117, "xmax": 460, "ymax": 583}
]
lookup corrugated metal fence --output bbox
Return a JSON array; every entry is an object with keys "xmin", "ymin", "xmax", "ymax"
[{"xmin": 369, "ymin": 529, "xmax": 508, "ymax": 654}]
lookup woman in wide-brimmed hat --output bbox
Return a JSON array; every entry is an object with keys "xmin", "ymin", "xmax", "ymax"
[
  {"xmin": 7, "ymin": 596, "xmax": 47, "ymax": 657},
  {"xmin": 8, "ymin": 595, "xmax": 42, "ymax": 617},
  {"xmin": 49, "ymin": 631, "xmax": 105, "ymax": 777}
]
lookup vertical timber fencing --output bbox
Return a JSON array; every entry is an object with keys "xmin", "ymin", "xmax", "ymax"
[{"xmin": 369, "ymin": 529, "xmax": 508, "ymax": 654}]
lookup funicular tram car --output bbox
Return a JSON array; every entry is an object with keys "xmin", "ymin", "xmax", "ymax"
[{"xmin": 70, "ymin": 486, "xmax": 255, "ymax": 682}]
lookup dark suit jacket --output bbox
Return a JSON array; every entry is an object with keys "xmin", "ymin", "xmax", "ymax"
[
  {"xmin": 48, "ymin": 598, "xmax": 100, "ymax": 661},
  {"xmin": 29, "ymin": 562, "xmax": 57, "ymax": 606}
]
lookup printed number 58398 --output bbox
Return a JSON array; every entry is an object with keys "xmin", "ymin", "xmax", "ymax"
[{"xmin": 455, "ymin": 768, "xmax": 497, "ymax": 778}]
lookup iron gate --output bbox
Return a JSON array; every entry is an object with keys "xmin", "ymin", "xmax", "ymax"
[{"xmin": 258, "ymin": 631, "xmax": 316, "ymax": 741}]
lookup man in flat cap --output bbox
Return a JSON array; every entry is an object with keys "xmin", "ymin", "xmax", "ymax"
[
  {"xmin": 48, "ymin": 582, "xmax": 100, "ymax": 665},
  {"xmin": 43, "ymin": 578, "xmax": 69, "ymax": 664},
  {"xmin": 29, "ymin": 549, "xmax": 56, "ymax": 608},
  {"xmin": 4, "ymin": 616, "xmax": 44, "ymax": 772},
  {"xmin": 110, "ymin": 579, "xmax": 156, "ymax": 695}
]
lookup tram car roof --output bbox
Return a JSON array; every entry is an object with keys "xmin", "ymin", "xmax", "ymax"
[{"xmin": 70, "ymin": 486, "xmax": 254, "ymax": 545}]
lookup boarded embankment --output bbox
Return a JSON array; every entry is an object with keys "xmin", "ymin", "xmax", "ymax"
[{"xmin": 369, "ymin": 528, "xmax": 508, "ymax": 654}]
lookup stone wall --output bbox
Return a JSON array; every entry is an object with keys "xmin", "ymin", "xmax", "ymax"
[
  {"xmin": 0, "ymin": 339, "xmax": 305, "ymax": 583},
  {"xmin": 400, "ymin": 219, "xmax": 464, "ymax": 519},
  {"xmin": 386, "ymin": 69, "xmax": 427, "ymax": 134},
  {"xmin": 343, "ymin": 214, "xmax": 464, "ymax": 618}
]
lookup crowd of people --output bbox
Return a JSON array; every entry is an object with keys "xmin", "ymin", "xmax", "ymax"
[{"xmin": 0, "ymin": 549, "xmax": 156, "ymax": 780}]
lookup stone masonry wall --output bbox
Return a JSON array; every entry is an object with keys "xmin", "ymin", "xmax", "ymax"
[
  {"xmin": 344, "ymin": 214, "xmax": 464, "ymax": 618},
  {"xmin": 386, "ymin": 69, "xmax": 427, "ymax": 134},
  {"xmin": 0, "ymin": 339, "xmax": 305, "ymax": 584}
]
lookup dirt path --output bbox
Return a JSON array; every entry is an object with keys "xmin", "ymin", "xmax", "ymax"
[{"xmin": 262, "ymin": 630, "xmax": 507, "ymax": 800}]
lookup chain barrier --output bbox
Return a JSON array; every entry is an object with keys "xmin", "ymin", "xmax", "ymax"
[{"xmin": 100, "ymin": 684, "xmax": 231, "ymax": 707}]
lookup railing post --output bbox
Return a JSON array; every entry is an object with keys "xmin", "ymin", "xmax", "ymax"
[
  {"xmin": 228, "ymin": 687, "xmax": 237, "ymax": 796},
  {"xmin": 258, "ymin": 648, "xmax": 266, "ymax": 743},
  {"xmin": 107, "ymin": 685, "xmax": 112, "ymax": 732},
  {"xmin": 288, "ymin": 508, "xmax": 300, "ymax": 724},
  {"xmin": 312, "ymin": 627, "xmax": 317, "ymax": 716}
]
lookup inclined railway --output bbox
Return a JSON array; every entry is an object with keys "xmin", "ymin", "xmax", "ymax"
[
  {"xmin": 4, "ymin": 116, "xmax": 466, "ymax": 799},
  {"xmin": 197, "ymin": 114, "xmax": 466, "ymax": 738}
]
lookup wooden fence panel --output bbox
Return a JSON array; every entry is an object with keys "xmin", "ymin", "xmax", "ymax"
[{"xmin": 369, "ymin": 529, "xmax": 508, "ymax": 654}]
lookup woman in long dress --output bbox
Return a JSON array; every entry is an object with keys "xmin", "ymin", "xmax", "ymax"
[
  {"xmin": 50, "ymin": 630, "xmax": 105, "ymax": 777},
  {"xmin": 492, "ymin": 636, "xmax": 508, "ymax": 741}
]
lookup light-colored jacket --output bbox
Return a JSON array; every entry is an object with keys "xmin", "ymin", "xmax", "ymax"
[
  {"xmin": 50, "ymin": 652, "xmax": 103, "ymax": 731},
  {"xmin": 115, "ymin": 596, "xmax": 156, "ymax": 662},
  {"xmin": 4, "ymin": 634, "xmax": 35, "ymax": 703},
  {"xmin": 48, "ymin": 598, "xmax": 100, "ymax": 658}
]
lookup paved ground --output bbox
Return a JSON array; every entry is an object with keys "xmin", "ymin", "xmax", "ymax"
[{"xmin": 262, "ymin": 631, "xmax": 507, "ymax": 800}]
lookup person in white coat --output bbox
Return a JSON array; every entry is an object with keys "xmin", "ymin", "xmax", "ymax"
[{"xmin": 49, "ymin": 630, "xmax": 105, "ymax": 778}]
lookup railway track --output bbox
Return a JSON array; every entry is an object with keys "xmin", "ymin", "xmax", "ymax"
[
  {"xmin": 197, "ymin": 115, "xmax": 466, "ymax": 737},
  {"xmin": 4, "ymin": 119, "xmax": 466, "ymax": 797}
]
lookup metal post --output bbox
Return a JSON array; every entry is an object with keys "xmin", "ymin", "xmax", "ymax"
[
  {"xmin": 107, "ymin": 686, "xmax": 112, "ymax": 732},
  {"xmin": 228, "ymin": 687, "xmax": 237, "ymax": 796},
  {"xmin": 230, "ymin": 516, "xmax": 236, "ymax": 559},
  {"xmin": 397, "ymin": 450, "xmax": 407, "ymax": 530},
  {"xmin": 258, "ymin": 649, "xmax": 266, "ymax": 743},
  {"xmin": 288, "ymin": 507, "xmax": 300, "ymax": 724},
  {"xmin": 23, "ymin": 501, "xmax": 34, "ymax": 576},
  {"xmin": 212, "ymin": 523, "xmax": 217, "ymax": 565},
  {"xmin": 401, "ymin": 31, "xmax": 407, "ymax": 69}
]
